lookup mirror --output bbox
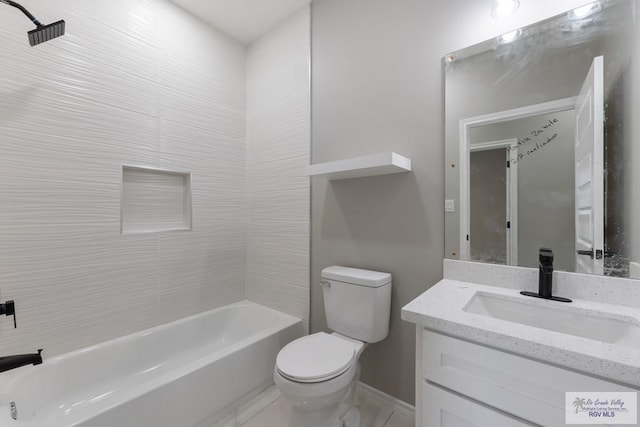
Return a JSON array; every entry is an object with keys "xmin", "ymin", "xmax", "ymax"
[{"xmin": 444, "ymin": 0, "xmax": 639, "ymax": 278}]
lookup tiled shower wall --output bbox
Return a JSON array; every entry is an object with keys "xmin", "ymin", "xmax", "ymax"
[
  {"xmin": 246, "ymin": 8, "xmax": 310, "ymax": 324},
  {"xmin": 0, "ymin": 0, "xmax": 291, "ymax": 358}
]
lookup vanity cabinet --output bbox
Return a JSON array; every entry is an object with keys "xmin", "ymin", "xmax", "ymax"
[{"xmin": 418, "ymin": 330, "xmax": 636, "ymax": 427}]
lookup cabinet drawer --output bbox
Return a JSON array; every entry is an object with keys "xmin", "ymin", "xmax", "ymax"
[
  {"xmin": 423, "ymin": 330, "xmax": 636, "ymax": 426},
  {"xmin": 423, "ymin": 382, "xmax": 535, "ymax": 427}
]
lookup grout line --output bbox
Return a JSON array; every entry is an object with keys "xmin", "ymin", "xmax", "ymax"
[
  {"xmin": 237, "ymin": 396, "xmax": 282, "ymax": 427},
  {"xmin": 379, "ymin": 409, "xmax": 395, "ymax": 427}
]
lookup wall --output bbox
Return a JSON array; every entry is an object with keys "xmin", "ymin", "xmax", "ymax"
[
  {"xmin": 246, "ymin": 7, "xmax": 311, "ymax": 324},
  {"xmin": 311, "ymin": 0, "xmax": 593, "ymax": 405},
  {"xmin": 310, "ymin": 0, "xmax": 440, "ymax": 404}
]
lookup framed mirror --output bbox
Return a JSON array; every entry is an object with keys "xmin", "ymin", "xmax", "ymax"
[{"xmin": 444, "ymin": 0, "xmax": 639, "ymax": 278}]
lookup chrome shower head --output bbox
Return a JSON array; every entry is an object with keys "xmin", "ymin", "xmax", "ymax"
[{"xmin": 0, "ymin": 0, "xmax": 65, "ymax": 46}]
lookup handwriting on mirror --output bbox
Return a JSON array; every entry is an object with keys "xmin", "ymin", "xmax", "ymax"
[{"xmin": 509, "ymin": 117, "xmax": 560, "ymax": 165}]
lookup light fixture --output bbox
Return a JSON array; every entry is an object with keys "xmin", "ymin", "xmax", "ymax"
[
  {"xmin": 568, "ymin": 1, "xmax": 601, "ymax": 20},
  {"xmin": 497, "ymin": 29, "xmax": 522, "ymax": 44},
  {"xmin": 492, "ymin": 0, "xmax": 520, "ymax": 19}
]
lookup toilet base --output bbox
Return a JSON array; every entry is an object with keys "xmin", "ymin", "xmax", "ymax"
[{"xmin": 282, "ymin": 368, "xmax": 361, "ymax": 427}]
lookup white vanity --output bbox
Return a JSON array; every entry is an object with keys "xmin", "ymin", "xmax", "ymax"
[{"xmin": 402, "ymin": 260, "xmax": 640, "ymax": 427}]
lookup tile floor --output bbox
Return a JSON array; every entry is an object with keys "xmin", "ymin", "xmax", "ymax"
[{"xmin": 215, "ymin": 385, "xmax": 413, "ymax": 427}]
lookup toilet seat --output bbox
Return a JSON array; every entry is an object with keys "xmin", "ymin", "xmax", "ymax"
[{"xmin": 276, "ymin": 332, "xmax": 356, "ymax": 383}]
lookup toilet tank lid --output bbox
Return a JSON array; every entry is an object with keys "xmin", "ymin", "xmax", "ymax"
[{"xmin": 321, "ymin": 266, "xmax": 391, "ymax": 288}]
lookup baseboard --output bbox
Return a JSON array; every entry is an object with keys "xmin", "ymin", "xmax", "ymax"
[{"xmin": 356, "ymin": 381, "xmax": 415, "ymax": 422}]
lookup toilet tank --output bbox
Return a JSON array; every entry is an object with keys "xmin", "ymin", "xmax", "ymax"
[{"xmin": 321, "ymin": 266, "xmax": 392, "ymax": 343}]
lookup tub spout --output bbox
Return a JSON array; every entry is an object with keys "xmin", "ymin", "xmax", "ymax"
[
  {"xmin": 0, "ymin": 300, "xmax": 17, "ymax": 328},
  {"xmin": 0, "ymin": 349, "xmax": 42, "ymax": 373}
]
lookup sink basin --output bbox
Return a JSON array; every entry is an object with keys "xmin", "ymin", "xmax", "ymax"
[{"xmin": 464, "ymin": 293, "xmax": 640, "ymax": 349}]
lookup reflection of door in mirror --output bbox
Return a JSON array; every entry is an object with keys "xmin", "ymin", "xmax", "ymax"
[
  {"xmin": 470, "ymin": 149, "xmax": 507, "ymax": 264},
  {"xmin": 469, "ymin": 140, "xmax": 518, "ymax": 265},
  {"xmin": 574, "ymin": 56, "xmax": 604, "ymax": 275}
]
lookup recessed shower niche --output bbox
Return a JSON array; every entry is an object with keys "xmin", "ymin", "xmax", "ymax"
[{"xmin": 121, "ymin": 166, "xmax": 192, "ymax": 234}]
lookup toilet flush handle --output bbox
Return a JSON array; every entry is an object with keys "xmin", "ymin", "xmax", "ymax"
[{"xmin": 320, "ymin": 280, "xmax": 331, "ymax": 288}]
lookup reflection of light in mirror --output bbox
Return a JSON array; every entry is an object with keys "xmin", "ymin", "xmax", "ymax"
[
  {"xmin": 568, "ymin": 2, "xmax": 601, "ymax": 20},
  {"xmin": 497, "ymin": 29, "xmax": 522, "ymax": 44},
  {"xmin": 491, "ymin": 0, "xmax": 520, "ymax": 19}
]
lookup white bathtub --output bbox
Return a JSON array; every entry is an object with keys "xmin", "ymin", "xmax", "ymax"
[{"xmin": 0, "ymin": 301, "xmax": 303, "ymax": 427}]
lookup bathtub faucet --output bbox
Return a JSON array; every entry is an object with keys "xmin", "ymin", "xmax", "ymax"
[{"xmin": 0, "ymin": 349, "xmax": 42, "ymax": 373}]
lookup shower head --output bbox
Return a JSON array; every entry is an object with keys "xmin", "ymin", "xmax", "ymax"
[
  {"xmin": 28, "ymin": 20, "xmax": 65, "ymax": 46},
  {"xmin": 0, "ymin": 0, "xmax": 65, "ymax": 46}
]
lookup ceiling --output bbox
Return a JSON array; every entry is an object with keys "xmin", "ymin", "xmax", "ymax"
[{"xmin": 170, "ymin": 0, "xmax": 311, "ymax": 44}]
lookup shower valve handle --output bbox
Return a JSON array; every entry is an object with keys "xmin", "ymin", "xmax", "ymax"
[{"xmin": 0, "ymin": 300, "xmax": 16, "ymax": 328}]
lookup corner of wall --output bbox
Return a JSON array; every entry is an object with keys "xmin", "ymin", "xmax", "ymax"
[{"xmin": 245, "ymin": 6, "xmax": 311, "ymax": 326}]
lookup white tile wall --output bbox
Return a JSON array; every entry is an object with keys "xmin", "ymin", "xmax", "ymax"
[
  {"xmin": 0, "ymin": 0, "xmax": 248, "ymax": 356},
  {"xmin": 246, "ymin": 7, "xmax": 311, "ymax": 324}
]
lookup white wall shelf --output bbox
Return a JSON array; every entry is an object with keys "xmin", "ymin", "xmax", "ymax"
[{"xmin": 306, "ymin": 152, "xmax": 412, "ymax": 180}]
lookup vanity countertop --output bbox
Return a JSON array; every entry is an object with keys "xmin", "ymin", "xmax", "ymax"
[{"xmin": 402, "ymin": 279, "xmax": 640, "ymax": 388}]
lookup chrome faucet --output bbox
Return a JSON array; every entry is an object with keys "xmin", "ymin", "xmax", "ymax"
[
  {"xmin": 521, "ymin": 248, "xmax": 572, "ymax": 303},
  {"xmin": 0, "ymin": 349, "xmax": 43, "ymax": 373}
]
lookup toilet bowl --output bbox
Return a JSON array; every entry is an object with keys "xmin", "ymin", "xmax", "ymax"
[
  {"xmin": 273, "ymin": 266, "xmax": 392, "ymax": 427},
  {"xmin": 274, "ymin": 332, "xmax": 366, "ymax": 427}
]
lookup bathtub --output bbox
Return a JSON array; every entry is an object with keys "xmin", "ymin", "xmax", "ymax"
[{"xmin": 0, "ymin": 301, "xmax": 304, "ymax": 427}]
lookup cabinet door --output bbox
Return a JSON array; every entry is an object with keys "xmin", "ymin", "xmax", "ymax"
[
  {"xmin": 422, "ymin": 330, "xmax": 636, "ymax": 426},
  {"xmin": 423, "ymin": 382, "xmax": 536, "ymax": 427}
]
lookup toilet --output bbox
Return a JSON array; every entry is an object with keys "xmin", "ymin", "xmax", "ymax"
[{"xmin": 274, "ymin": 266, "xmax": 392, "ymax": 427}]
